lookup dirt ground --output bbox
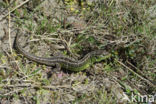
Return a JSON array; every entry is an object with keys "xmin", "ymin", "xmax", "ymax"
[{"xmin": 0, "ymin": 0, "xmax": 155, "ymax": 104}]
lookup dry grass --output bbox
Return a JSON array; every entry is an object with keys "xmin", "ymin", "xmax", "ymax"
[{"xmin": 0, "ymin": 0, "xmax": 155, "ymax": 103}]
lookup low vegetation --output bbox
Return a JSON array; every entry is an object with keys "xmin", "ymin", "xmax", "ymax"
[{"xmin": 0, "ymin": 0, "xmax": 155, "ymax": 103}]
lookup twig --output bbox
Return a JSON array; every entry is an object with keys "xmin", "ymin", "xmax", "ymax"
[
  {"xmin": 58, "ymin": 33, "xmax": 76, "ymax": 57},
  {"xmin": 0, "ymin": 65, "xmax": 11, "ymax": 69},
  {"xmin": 0, "ymin": 84, "xmax": 71, "ymax": 90},
  {"xmin": 0, "ymin": 0, "xmax": 31, "ymax": 21},
  {"xmin": 8, "ymin": 4, "xmax": 12, "ymax": 53},
  {"xmin": 126, "ymin": 61, "xmax": 146, "ymax": 77},
  {"xmin": 0, "ymin": 0, "xmax": 16, "ymax": 15},
  {"xmin": 28, "ymin": 37, "xmax": 61, "ymax": 43},
  {"xmin": 116, "ymin": 59, "xmax": 156, "ymax": 88},
  {"xmin": 3, "ymin": 88, "xmax": 24, "ymax": 96},
  {"xmin": 0, "ymin": 83, "xmax": 71, "ymax": 96},
  {"xmin": 109, "ymin": 0, "xmax": 114, "ymax": 6},
  {"xmin": 2, "ymin": 49, "xmax": 23, "ymax": 77}
]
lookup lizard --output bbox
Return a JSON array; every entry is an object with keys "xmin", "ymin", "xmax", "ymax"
[{"xmin": 15, "ymin": 30, "xmax": 111, "ymax": 71}]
